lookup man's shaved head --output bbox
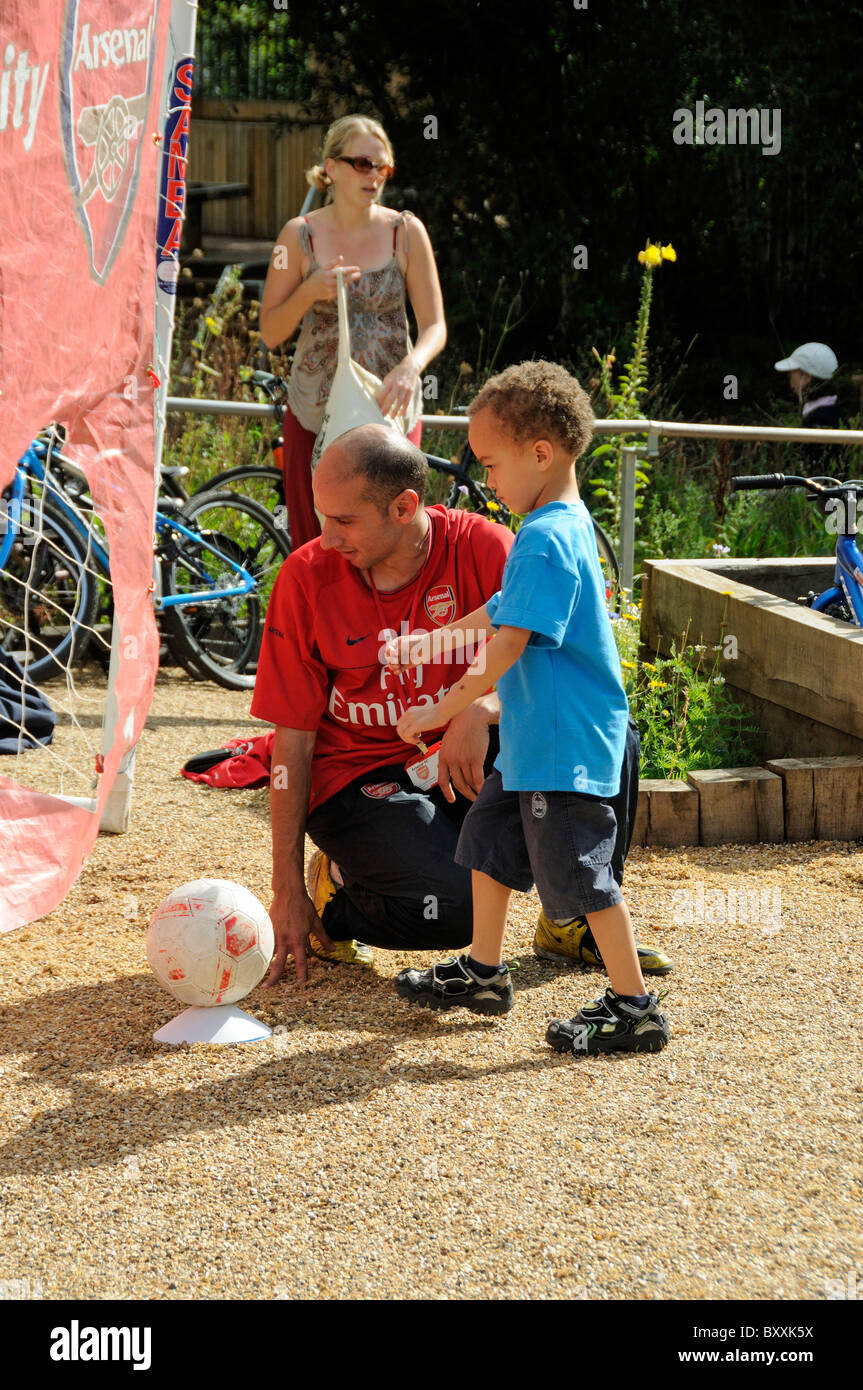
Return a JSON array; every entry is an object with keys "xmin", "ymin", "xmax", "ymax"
[{"xmin": 319, "ymin": 424, "xmax": 428, "ymax": 511}]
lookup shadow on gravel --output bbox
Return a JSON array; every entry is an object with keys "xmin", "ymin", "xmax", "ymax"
[{"xmin": 0, "ymin": 966, "xmax": 581, "ymax": 1177}]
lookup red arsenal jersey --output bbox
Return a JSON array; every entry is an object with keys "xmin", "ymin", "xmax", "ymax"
[{"xmin": 250, "ymin": 505, "xmax": 513, "ymax": 810}]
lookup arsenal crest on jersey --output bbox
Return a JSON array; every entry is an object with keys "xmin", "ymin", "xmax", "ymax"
[
  {"xmin": 424, "ymin": 583, "xmax": 456, "ymax": 626},
  {"xmin": 59, "ymin": 1, "xmax": 158, "ymax": 284}
]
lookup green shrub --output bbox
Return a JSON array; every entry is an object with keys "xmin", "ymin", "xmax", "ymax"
[{"xmin": 613, "ymin": 601, "xmax": 760, "ymax": 777}]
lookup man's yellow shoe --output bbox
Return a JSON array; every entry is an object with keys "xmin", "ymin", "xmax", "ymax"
[
  {"xmin": 305, "ymin": 850, "xmax": 374, "ymax": 966},
  {"xmin": 533, "ymin": 910, "xmax": 673, "ymax": 975}
]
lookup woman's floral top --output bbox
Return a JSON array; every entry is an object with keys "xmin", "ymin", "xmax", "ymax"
[{"xmin": 287, "ymin": 211, "xmax": 422, "ymax": 436}]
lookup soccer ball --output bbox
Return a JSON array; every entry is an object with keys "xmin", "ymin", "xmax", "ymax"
[{"xmin": 146, "ymin": 879, "xmax": 274, "ymax": 1008}]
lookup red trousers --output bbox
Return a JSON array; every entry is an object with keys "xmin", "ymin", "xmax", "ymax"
[{"xmin": 277, "ymin": 406, "xmax": 423, "ymax": 549}]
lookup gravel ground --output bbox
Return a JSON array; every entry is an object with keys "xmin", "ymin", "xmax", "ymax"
[{"xmin": 1, "ymin": 669, "xmax": 861, "ymax": 1301}]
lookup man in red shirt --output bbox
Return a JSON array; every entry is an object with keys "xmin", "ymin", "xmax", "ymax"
[{"xmin": 251, "ymin": 424, "xmax": 657, "ymax": 984}]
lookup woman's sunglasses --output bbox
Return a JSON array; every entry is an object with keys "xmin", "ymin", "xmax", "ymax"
[{"xmin": 336, "ymin": 155, "xmax": 395, "ymax": 178}]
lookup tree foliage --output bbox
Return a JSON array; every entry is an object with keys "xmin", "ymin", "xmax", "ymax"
[{"xmin": 196, "ymin": 0, "xmax": 863, "ymax": 415}]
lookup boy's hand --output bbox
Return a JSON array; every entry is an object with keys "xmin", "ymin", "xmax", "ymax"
[
  {"xmin": 384, "ymin": 632, "xmax": 430, "ymax": 671},
  {"xmin": 396, "ymin": 705, "xmax": 437, "ymax": 745}
]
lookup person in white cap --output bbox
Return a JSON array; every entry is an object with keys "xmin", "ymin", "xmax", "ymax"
[
  {"xmin": 774, "ymin": 342, "xmax": 843, "ymax": 469},
  {"xmin": 775, "ymin": 342, "xmax": 841, "ymax": 427}
]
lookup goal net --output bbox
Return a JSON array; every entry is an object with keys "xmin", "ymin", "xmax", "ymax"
[{"xmin": 0, "ymin": 0, "xmax": 198, "ymax": 933}]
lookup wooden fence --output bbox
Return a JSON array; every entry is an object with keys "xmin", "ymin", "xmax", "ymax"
[{"xmin": 187, "ymin": 100, "xmax": 326, "ymax": 240}]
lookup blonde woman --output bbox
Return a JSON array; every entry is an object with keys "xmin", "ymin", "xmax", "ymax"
[{"xmin": 260, "ymin": 115, "xmax": 447, "ymax": 547}]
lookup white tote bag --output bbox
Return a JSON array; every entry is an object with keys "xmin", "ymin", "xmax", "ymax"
[{"xmin": 309, "ymin": 266, "xmax": 408, "ymax": 471}]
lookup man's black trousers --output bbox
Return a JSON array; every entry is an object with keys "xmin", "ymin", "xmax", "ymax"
[{"xmin": 305, "ymin": 720, "xmax": 640, "ymax": 951}]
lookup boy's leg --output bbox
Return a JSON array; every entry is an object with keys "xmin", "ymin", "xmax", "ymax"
[
  {"xmin": 394, "ymin": 867, "xmax": 514, "ymax": 1014},
  {"xmin": 534, "ymin": 719, "xmax": 673, "ymax": 975},
  {"xmin": 521, "ymin": 789, "xmax": 670, "ymax": 1054},
  {"xmin": 470, "ymin": 870, "xmax": 512, "ymax": 967},
  {"xmin": 584, "ymin": 900, "xmax": 645, "ymax": 998},
  {"xmin": 393, "ymin": 771, "xmax": 531, "ymax": 1015}
]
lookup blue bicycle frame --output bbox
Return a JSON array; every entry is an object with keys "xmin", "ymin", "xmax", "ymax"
[
  {"xmin": 3, "ymin": 437, "xmax": 256, "ymax": 608},
  {"xmin": 810, "ymin": 532, "xmax": 863, "ymax": 627}
]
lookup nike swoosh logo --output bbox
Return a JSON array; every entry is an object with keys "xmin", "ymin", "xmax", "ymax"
[{"xmin": 346, "ymin": 634, "xmax": 370, "ymax": 645}]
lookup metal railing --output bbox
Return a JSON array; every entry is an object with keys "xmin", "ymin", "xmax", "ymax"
[{"xmin": 165, "ymin": 397, "xmax": 863, "ymax": 591}]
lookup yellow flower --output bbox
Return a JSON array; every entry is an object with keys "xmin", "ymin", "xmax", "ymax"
[
  {"xmin": 661, "ymin": 243, "xmax": 677, "ymax": 262},
  {"xmin": 643, "ymin": 244, "xmax": 662, "ymax": 267},
  {"xmin": 642, "ymin": 662, "xmax": 657, "ymax": 672},
  {"xmin": 621, "ymin": 660, "xmax": 636, "ymax": 671},
  {"xmin": 486, "ymin": 500, "xmax": 500, "ymax": 512}
]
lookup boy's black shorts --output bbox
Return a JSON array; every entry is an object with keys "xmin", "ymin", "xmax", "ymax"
[{"xmin": 454, "ymin": 769, "xmax": 622, "ymax": 919}]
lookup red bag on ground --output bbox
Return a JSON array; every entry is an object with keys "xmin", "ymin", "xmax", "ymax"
[{"xmin": 181, "ymin": 732, "xmax": 274, "ymax": 789}]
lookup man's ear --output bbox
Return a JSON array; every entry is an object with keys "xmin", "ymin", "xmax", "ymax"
[{"xmin": 391, "ymin": 489, "xmax": 421, "ymax": 524}]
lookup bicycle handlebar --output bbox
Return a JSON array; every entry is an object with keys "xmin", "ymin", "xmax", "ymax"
[
  {"xmin": 424, "ymin": 453, "xmax": 464, "ymax": 479},
  {"xmin": 731, "ymin": 473, "xmax": 863, "ymax": 499},
  {"xmin": 250, "ymin": 370, "xmax": 288, "ymax": 406},
  {"xmin": 731, "ymin": 473, "xmax": 788, "ymax": 490}
]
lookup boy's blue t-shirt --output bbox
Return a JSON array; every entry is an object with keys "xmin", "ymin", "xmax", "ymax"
[{"xmin": 485, "ymin": 500, "xmax": 629, "ymax": 796}]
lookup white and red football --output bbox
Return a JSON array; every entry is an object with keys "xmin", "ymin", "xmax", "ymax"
[{"xmin": 145, "ymin": 879, "xmax": 274, "ymax": 1008}]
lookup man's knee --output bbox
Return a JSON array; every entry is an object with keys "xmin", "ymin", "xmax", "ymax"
[{"xmin": 415, "ymin": 870, "xmax": 473, "ymax": 946}]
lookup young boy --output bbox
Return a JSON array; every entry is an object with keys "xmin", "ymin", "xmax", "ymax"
[{"xmin": 387, "ymin": 360, "xmax": 670, "ymax": 1055}]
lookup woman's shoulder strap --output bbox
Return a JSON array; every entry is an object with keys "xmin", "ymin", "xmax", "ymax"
[
  {"xmin": 391, "ymin": 209, "xmax": 415, "ymax": 254},
  {"xmin": 298, "ymin": 215, "xmax": 315, "ymax": 256}
]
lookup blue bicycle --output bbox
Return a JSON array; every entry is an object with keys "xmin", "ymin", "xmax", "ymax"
[
  {"xmin": 731, "ymin": 472, "xmax": 863, "ymax": 624},
  {"xmin": 1, "ymin": 427, "xmax": 291, "ymax": 688}
]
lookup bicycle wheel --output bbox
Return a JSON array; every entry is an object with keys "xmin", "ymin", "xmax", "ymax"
[
  {"xmin": 0, "ymin": 495, "xmax": 99, "ymax": 683},
  {"xmin": 159, "ymin": 491, "xmax": 289, "ymax": 690},
  {"xmin": 591, "ymin": 518, "xmax": 622, "ymax": 615},
  {"xmin": 192, "ymin": 465, "xmax": 288, "ymax": 544}
]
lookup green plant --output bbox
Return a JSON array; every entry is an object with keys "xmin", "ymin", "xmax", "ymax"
[
  {"xmin": 166, "ymin": 267, "xmax": 280, "ymax": 488},
  {"xmin": 613, "ymin": 601, "xmax": 760, "ymax": 777},
  {"xmin": 587, "ymin": 242, "xmax": 676, "ymax": 542}
]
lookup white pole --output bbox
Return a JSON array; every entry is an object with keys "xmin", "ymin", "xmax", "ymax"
[
  {"xmin": 93, "ymin": 0, "xmax": 198, "ymax": 835},
  {"xmin": 620, "ymin": 446, "xmax": 637, "ymax": 594}
]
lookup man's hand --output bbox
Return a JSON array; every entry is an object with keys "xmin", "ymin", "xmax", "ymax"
[
  {"xmin": 438, "ymin": 702, "xmax": 492, "ymax": 803},
  {"xmin": 263, "ymin": 893, "xmax": 335, "ymax": 986}
]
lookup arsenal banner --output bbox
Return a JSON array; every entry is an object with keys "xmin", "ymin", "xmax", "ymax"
[{"xmin": 0, "ymin": 1, "xmax": 197, "ymax": 931}]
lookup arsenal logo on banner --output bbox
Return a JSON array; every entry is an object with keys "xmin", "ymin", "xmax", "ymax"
[
  {"xmin": 424, "ymin": 583, "xmax": 456, "ymax": 626},
  {"xmin": 59, "ymin": 1, "xmax": 159, "ymax": 284}
]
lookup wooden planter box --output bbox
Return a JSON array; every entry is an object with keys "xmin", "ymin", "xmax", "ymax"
[
  {"xmin": 625, "ymin": 558, "xmax": 863, "ymax": 844},
  {"xmin": 632, "ymin": 759, "xmax": 863, "ymax": 846},
  {"xmin": 641, "ymin": 557, "xmax": 863, "ymax": 759}
]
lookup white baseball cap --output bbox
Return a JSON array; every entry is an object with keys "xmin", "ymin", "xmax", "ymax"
[{"xmin": 774, "ymin": 342, "xmax": 838, "ymax": 379}]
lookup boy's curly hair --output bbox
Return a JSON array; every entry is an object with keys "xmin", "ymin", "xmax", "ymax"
[{"xmin": 466, "ymin": 360, "xmax": 594, "ymax": 458}]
